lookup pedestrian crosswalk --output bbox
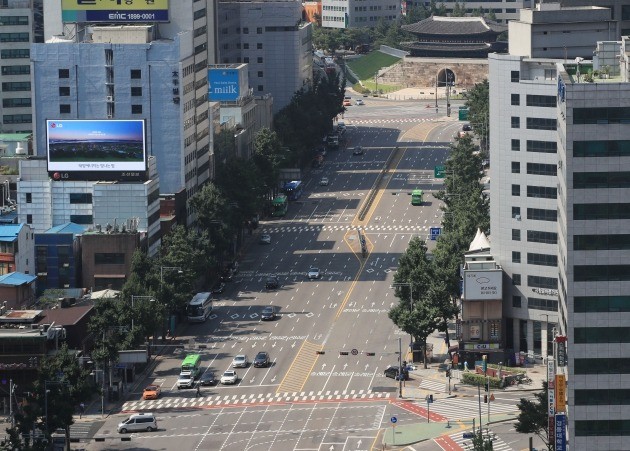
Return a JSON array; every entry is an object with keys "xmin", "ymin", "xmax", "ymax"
[
  {"xmin": 349, "ymin": 118, "xmax": 435, "ymax": 125},
  {"xmin": 70, "ymin": 421, "xmax": 102, "ymax": 440},
  {"xmin": 445, "ymin": 428, "xmax": 512, "ymax": 451},
  {"xmin": 260, "ymin": 224, "xmax": 433, "ymax": 234},
  {"xmin": 122, "ymin": 389, "xmax": 392, "ymax": 412},
  {"xmin": 418, "ymin": 378, "xmax": 448, "ymax": 393},
  {"xmin": 428, "ymin": 398, "xmax": 520, "ymax": 421}
]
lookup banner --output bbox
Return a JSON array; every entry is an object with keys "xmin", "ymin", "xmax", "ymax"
[
  {"xmin": 555, "ymin": 413, "xmax": 567, "ymax": 451},
  {"xmin": 555, "ymin": 374, "xmax": 566, "ymax": 412},
  {"xmin": 62, "ymin": 0, "xmax": 169, "ymax": 23}
]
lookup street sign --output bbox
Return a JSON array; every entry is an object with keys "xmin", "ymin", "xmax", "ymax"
[
  {"xmin": 463, "ymin": 432, "xmax": 474, "ymax": 439},
  {"xmin": 459, "ymin": 108, "xmax": 469, "ymax": 120},
  {"xmin": 390, "ymin": 416, "xmax": 397, "ymax": 424},
  {"xmin": 351, "ymin": 348, "xmax": 359, "ymax": 356},
  {"xmin": 430, "ymin": 227, "xmax": 442, "ymax": 241},
  {"xmin": 434, "ymin": 165, "xmax": 445, "ymax": 178},
  {"xmin": 555, "ymin": 413, "xmax": 567, "ymax": 451}
]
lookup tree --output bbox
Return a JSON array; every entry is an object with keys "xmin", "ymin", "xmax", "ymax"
[
  {"xmin": 452, "ymin": 1, "xmax": 466, "ymax": 16},
  {"xmin": 466, "ymin": 429, "xmax": 496, "ymax": 450},
  {"xmin": 188, "ymin": 182, "xmax": 229, "ymax": 265},
  {"xmin": 253, "ymin": 128, "xmax": 285, "ymax": 197},
  {"xmin": 515, "ymin": 382, "xmax": 551, "ymax": 449},
  {"xmin": 464, "ymin": 80, "xmax": 489, "ymax": 152}
]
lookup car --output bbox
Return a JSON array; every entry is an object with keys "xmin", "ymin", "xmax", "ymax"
[
  {"xmin": 344, "ymin": 95, "xmax": 351, "ymax": 100},
  {"xmin": 220, "ymin": 370, "xmax": 238, "ymax": 385},
  {"xmin": 142, "ymin": 385, "xmax": 161, "ymax": 400},
  {"xmin": 265, "ymin": 275, "xmax": 280, "ymax": 290},
  {"xmin": 211, "ymin": 281, "xmax": 225, "ymax": 294},
  {"xmin": 232, "ymin": 354, "xmax": 249, "ymax": 368},
  {"xmin": 352, "ymin": 146, "xmax": 364, "ymax": 156},
  {"xmin": 308, "ymin": 267, "xmax": 321, "ymax": 279},
  {"xmin": 337, "ymin": 121, "xmax": 346, "ymax": 131},
  {"xmin": 176, "ymin": 372, "xmax": 195, "ymax": 389},
  {"xmin": 118, "ymin": 413, "xmax": 157, "ymax": 433},
  {"xmin": 199, "ymin": 371, "xmax": 216, "ymax": 386},
  {"xmin": 319, "ymin": 177, "xmax": 329, "ymax": 186},
  {"xmin": 254, "ymin": 351, "xmax": 270, "ymax": 368},
  {"xmin": 384, "ymin": 365, "xmax": 409, "ymax": 381},
  {"xmin": 261, "ymin": 306, "xmax": 278, "ymax": 320},
  {"xmin": 259, "ymin": 234, "xmax": 272, "ymax": 244},
  {"xmin": 363, "ymin": 92, "xmax": 369, "ymax": 97},
  {"xmin": 355, "ymin": 99, "xmax": 364, "ymax": 105},
  {"xmin": 343, "ymin": 99, "xmax": 351, "ymax": 107},
  {"xmin": 462, "ymin": 124, "xmax": 472, "ymax": 131}
]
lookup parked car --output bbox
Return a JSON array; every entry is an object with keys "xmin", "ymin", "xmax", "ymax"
[
  {"xmin": 118, "ymin": 413, "xmax": 157, "ymax": 433},
  {"xmin": 266, "ymin": 275, "xmax": 280, "ymax": 290},
  {"xmin": 232, "ymin": 354, "xmax": 249, "ymax": 368},
  {"xmin": 352, "ymin": 146, "xmax": 364, "ymax": 156},
  {"xmin": 211, "ymin": 281, "xmax": 225, "ymax": 294},
  {"xmin": 343, "ymin": 99, "xmax": 351, "ymax": 107},
  {"xmin": 142, "ymin": 385, "xmax": 161, "ymax": 400},
  {"xmin": 463, "ymin": 124, "xmax": 472, "ymax": 131},
  {"xmin": 261, "ymin": 306, "xmax": 278, "ymax": 321},
  {"xmin": 355, "ymin": 99, "xmax": 365, "ymax": 105},
  {"xmin": 319, "ymin": 177, "xmax": 329, "ymax": 186},
  {"xmin": 199, "ymin": 371, "xmax": 216, "ymax": 386},
  {"xmin": 259, "ymin": 234, "xmax": 272, "ymax": 244},
  {"xmin": 220, "ymin": 370, "xmax": 238, "ymax": 385},
  {"xmin": 384, "ymin": 365, "xmax": 409, "ymax": 381},
  {"xmin": 253, "ymin": 351, "xmax": 270, "ymax": 368},
  {"xmin": 308, "ymin": 267, "xmax": 321, "ymax": 279}
]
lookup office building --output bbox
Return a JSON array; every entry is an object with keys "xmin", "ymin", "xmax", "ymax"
[
  {"xmin": 321, "ymin": 0, "xmax": 400, "ymax": 28},
  {"xmin": 403, "ymin": 0, "xmax": 530, "ymax": 23},
  {"xmin": 562, "ymin": 0, "xmax": 630, "ymax": 39},
  {"xmin": 216, "ymin": 0, "xmax": 312, "ymax": 113},
  {"xmin": 34, "ymin": 222, "xmax": 84, "ymax": 295}
]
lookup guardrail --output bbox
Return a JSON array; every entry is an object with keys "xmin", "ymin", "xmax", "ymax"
[{"xmin": 357, "ymin": 146, "xmax": 400, "ymax": 221}]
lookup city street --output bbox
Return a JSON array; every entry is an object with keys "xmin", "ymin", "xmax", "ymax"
[{"xmin": 80, "ymin": 97, "xmax": 530, "ymax": 451}]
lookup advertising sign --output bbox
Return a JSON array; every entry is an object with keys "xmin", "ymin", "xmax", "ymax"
[
  {"xmin": 547, "ymin": 359, "xmax": 555, "ymax": 389},
  {"xmin": 555, "ymin": 374, "xmax": 566, "ymax": 412},
  {"xmin": 463, "ymin": 270, "xmax": 502, "ymax": 301},
  {"xmin": 208, "ymin": 69, "xmax": 240, "ymax": 102},
  {"xmin": 548, "ymin": 359, "xmax": 556, "ymax": 444},
  {"xmin": 62, "ymin": 0, "xmax": 169, "ymax": 23},
  {"xmin": 469, "ymin": 325, "xmax": 481, "ymax": 339},
  {"xmin": 47, "ymin": 120, "xmax": 146, "ymax": 173},
  {"xmin": 555, "ymin": 413, "xmax": 567, "ymax": 451}
]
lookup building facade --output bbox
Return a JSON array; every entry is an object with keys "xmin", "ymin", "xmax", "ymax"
[
  {"xmin": 405, "ymin": 0, "xmax": 530, "ymax": 23},
  {"xmin": 321, "ymin": 0, "xmax": 400, "ymax": 29},
  {"xmin": 34, "ymin": 222, "xmax": 84, "ymax": 295},
  {"xmin": 0, "ymin": 223, "xmax": 33, "ymax": 275},
  {"xmin": 216, "ymin": 0, "xmax": 312, "ymax": 113}
]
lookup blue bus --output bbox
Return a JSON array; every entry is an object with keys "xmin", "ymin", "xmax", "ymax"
[{"xmin": 283, "ymin": 180, "xmax": 303, "ymax": 201}]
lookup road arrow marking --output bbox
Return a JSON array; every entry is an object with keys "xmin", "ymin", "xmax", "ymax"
[
  {"xmin": 291, "ymin": 341, "xmax": 296, "ymax": 348},
  {"xmin": 322, "ymin": 363, "xmax": 327, "ymax": 370},
  {"xmin": 343, "ymin": 363, "xmax": 348, "ymax": 370}
]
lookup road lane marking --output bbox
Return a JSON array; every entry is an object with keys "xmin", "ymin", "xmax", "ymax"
[{"xmin": 276, "ymin": 340, "xmax": 321, "ymax": 393}]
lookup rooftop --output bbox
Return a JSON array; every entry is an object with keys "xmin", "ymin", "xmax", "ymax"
[
  {"xmin": 402, "ymin": 16, "xmax": 507, "ymax": 36},
  {"xmin": 45, "ymin": 222, "xmax": 86, "ymax": 236},
  {"xmin": 0, "ymin": 224, "xmax": 23, "ymax": 243},
  {"xmin": 0, "ymin": 272, "xmax": 36, "ymax": 287}
]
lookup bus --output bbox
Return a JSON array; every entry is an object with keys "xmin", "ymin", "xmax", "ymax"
[
  {"xmin": 283, "ymin": 180, "xmax": 303, "ymax": 200},
  {"xmin": 181, "ymin": 354, "xmax": 202, "ymax": 377},
  {"xmin": 411, "ymin": 189, "xmax": 424, "ymax": 205},
  {"xmin": 186, "ymin": 292, "xmax": 212, "ymax": 323},
  {"xmin": 272, "ymin": 194, "xmax": 288, "ymax": 217}
]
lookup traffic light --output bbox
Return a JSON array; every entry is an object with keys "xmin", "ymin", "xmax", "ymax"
[
  {"xmin": 316, "ymin": 351, "xmax": 325, "ymax": 355},
  {"xmin": 339, "ymin": 351, "xmax": 349, "ymax": 356},
  {"xmin": 484, "ymin": 395, "xmax": 488, "ymax": 403},
  {"xmin": 484, "ymin": 380, "xmax": 489, "ymax": 392},
  {"xmin": 365, "ymin": 352, "xmax": 376, "ymax": 356}
]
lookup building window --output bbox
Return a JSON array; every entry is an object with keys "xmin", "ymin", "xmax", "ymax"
[
  {"xmin": 257, "ymin": 71, "xmax": 263, "ymax": 77},
  {"xmin": 131, "ymin": 87, "xmax": 142, "ymax": 96},
  {"xmin": 2, "ymin": 82, "xmax": 30, "ymax": 91},
  {"xmin": 0, "ymin": 49, "xmax": 29, "ymax": 59},
  {"xmin": 528, "ymin": 275, "xmax": 557, "ymax": 289},
  {"xmin": 512, "ymin": 206, "xmax": 521, "ymax": 218},
  {"xmin": 528, "ymin": 297, "xmax": 558, "ymax": 312},
  {"xmin": 511, "ymin": 161, "xmax": 520, "ymax": 173},
  {"xmin": 131, "ymin": 104, "xmax": 143, "ymax": 114},
  {"xmin": 69, "ymin": 193, "xmax": 92, "ymax": 204},
  {"xmin": 130, "ymin": 69, "xmax": 141, "ymax": 79},
  {"xmin": 527, "ymin": 208, "xmax": 557, "ymax": 222},
  {"xmin": 513, "ymin": 296, "xmax": 522, "ymax": 308},
  {"xmin": 574, "ymin": 172, "xmax": 630, "ymax": 189},
  {"xmin": 575, "ymin": 234, "xmax": 630, "ymax": 250},
  {"xmin": 527, "ymin": 252, "xmax": 558, "ymax": 267},
  {"xmin": 511, "ymin": 93, "xmax": 520, "ymax": 105},
  {"xmin": 243, "ymin": 43, "xmax": 249, "ymax": 49},
  {"xmin": 257, "ymin": 27, "xmax": 262, "ymax": 34},
  {"xmin": 59, "ymin": 104, "xmax": 70, "ymax": 114},
  {"xmin": 25, "ymin": 193, "xmax": 31, "ymax": 203},
  {"xmin": 2, "ymin": 98, "xmax": 30, "ymax": 108},
  {"xmin": 527, "ymin": 140, "xmax": 557, "ymax": 153},
  {"xmin": 526, "ymin": 117, "xmax": 557, "ymax": 130},
  {"xmin": 526, "ymin": 94, "xmax": 556, "ymax": 107},
  {"xmin": 527, "ymin": 186, "xmax": 557, "ymax": 199},
  {"xmin": 512, "ymin": 229, "xmax": 520, "ymax": 241},
  {"xmin": 512, "ymin": 251, "xmax": 521, "ymax": 263},
  {"xmin": 0, "ymin": 16, "xmax": 29, "ymax": 25},
  {"xmin": 59, "ymin": 86, "xmax": 70, "ymax": 96},
  {"xmin": 575, "ymin": 296, "xmax": 630, "ymax": 313},
  {"xmin": 574, "ymin": 203, "xmax": 630, "ymax": 220},
  {"xmin": 26, "ymin": 214, "xmax": 32, "ymax": 224},
  {"xmin": 511, "ymin": 139, "xmax": 520, "ymax": 151},
  {"xmin": 95, "ymin": 253, "xmax": 125, "ymax": 265},
  {"xmin": 257, "ymin": 57, "xmax": 263, "ymax": 63},
  {"xmin": 58, "ymin": 69, "xmax": 70, "ymax": 79},
  {"xmin": 527, "ymin": 163, "xmax": 557, "ymax": 176},
  {"xmin": 511, "ymin": 117, "xmax": 520, "ymax": 128},
  {"xmin": 511, "ymin": 70, "xmax": 519, "ymax": 82},
  {"xmin": 243, "ymin": 57, "xmax": 249, "ymax": 63},
  {"xmin": 512, "ymin": 274, "xmax": 521, "ymax": 285},
  {"xmin": 1, "ymin": 65, "xmax": 29, "ymax": 75},
  {"xmin": 35, "ymin": 246, "xmax": 47, "ymax": 272},
  {"xmin": 574, "ymin": 326, "xmax": 630, "ymax": 343},
  {"xmin": 257, "ymin": 43, "xmax": 263, "ymax": 50},
  {"xmin": 69, "ymin": 214, "xmax": 92, "ymax": 225},
  {"xmin": 0, "ymin": 32, "xmax": 29, "ymax": 42},
  {"xmin": 574, "ymin": 107, "xmax": 630, "ymax": 125},
  {"xmin": 527, "ymin": 230, "xmax": 557, "ymax": 244},
  {"xmin": 243, "ymin": 27, "xmax": 249, "ymax": 34},
  {"xmin": 512, "ymin": 184, "xmax": 520, "ymax": 196},
  {"xmin": 574, "ymin": 140, "xmax": 630, "ymax": 157},
  {"xmin": 257, "ymin": 85, "xmax": 263, "ymax": 91}
]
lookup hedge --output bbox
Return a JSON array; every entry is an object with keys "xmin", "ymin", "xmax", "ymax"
[{"xmin": 461, "ymin": 372, "xmax": 502, "ymax": 389}]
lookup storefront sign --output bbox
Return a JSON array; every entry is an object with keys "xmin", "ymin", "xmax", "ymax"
[
  {"xmin": 555, "ymin": 374, "xmax": 566, "ymax": 412},
  {"xmin": 463, "ymin": 343, "xmax": 500, "ymax": 350},
  {"xmin": 470, "ymin": 324, "xmax": 481, "ymax": 339},
  {"xmin": 547, "ymin": 360, "xmax": 555, "ymax": 389},
  {"xmin": 555, "ymin": 413, "xmax": 567, "ymax": 451}
]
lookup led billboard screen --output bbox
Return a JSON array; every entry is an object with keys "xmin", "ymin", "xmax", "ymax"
[
  {"xmin": 61, "ymin": 0, "xmax": 169, "ymax": 23},
  {"xmin": 208, "ymin": 69, "xmax": 240, "ymax": 102},
  {"xmin": 463, "ymin": 270, "xmax": 502, "ymax": 301},
  {"xmin": 47, "ymin": 120, "xmax": 146, "ymax": 173}
]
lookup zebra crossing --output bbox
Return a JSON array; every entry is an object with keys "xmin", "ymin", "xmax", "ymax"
[
  {"xmin": 260, "ymin": 224, "xmax": 432, "ymax": 234},
  {"xmin": 349, "ymin": 118, "xmax": 435, "ymax": 125},
  {"xmin": 122, "ymin": 389, "xmax": 392, "ymax": 412},
  {"xmin": 427, "ymin": 397, "xmax": 520, "ymax": 421},
  {"xmin": 445, "ymin": 428, "xmax": 512, "ymax": 451},
  {"xmin": 418, "ymin": 378, "xmax": 449, "ymax": 393}
]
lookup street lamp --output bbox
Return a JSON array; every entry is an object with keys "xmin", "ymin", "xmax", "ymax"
[
  {"xmin": 130, "ymin": 295, "xmax": 155, "ymax": 330},
  {"xmin": 88, "ymin": 366, "xmax": 105, "ymax": 418}
]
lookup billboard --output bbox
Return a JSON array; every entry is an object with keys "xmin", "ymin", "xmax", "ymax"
[
  {"xmin": 62, "ymin": 0, "xmax": 169, "ymax": 23},
  {"xmin": 463, "ymin": 270, "xmax": 502, "ymax": 301},
  {"xmin": 46, "ymin": 120, "xmax": 147, "ymax": 173},
  {"xmin": 208, "ymin": 69, "xmax": 240, "ymax": 102}
]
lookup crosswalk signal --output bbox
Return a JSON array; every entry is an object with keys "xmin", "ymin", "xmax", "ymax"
[{"xmin": 484, "ymin": 381, "xmax": 489, "ymax": 392}]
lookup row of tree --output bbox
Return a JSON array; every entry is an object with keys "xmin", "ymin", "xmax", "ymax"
[{"xmin": 388, "ymin": 132, "xmax": 489, "ymax": 368}]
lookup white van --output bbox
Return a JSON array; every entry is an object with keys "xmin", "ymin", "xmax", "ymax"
[{"xmin": 117, "ymin": 413, "xmax": 158, "ymax": 433}]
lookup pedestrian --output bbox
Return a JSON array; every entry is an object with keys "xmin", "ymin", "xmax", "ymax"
[
  {"xmin": 79, "ymin": 402, "xmax": 85, "ymax": 419},
  {"xmin": 196, "ymin": 384, "xmax": 201, "ymax": 398}
]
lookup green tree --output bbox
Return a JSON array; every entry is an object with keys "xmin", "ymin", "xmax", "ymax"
[
  {"xmin": 188, "ymin": 182, "xmax": 229, "ymax": 265},
  {"xmin": 452, "ymin": 1, "xmax": 466, "ymax": 16},
  {"xmin": 464, "ymin": 80, "xmax": 489, "ymax": 152},
  {"xmin": 466, "ymin": 429, "xmax": 496, "ymax": 450},
  {"xmin": 253, "ymin": 127, "xmax": 285, "ymax": 197},
  {"xmin": 515, "ymin": 382, "xmax": 551, "ymax": 449},
  {"xmin": 404, "ymin": 5, "xmax": 430, "ymax": 24}
]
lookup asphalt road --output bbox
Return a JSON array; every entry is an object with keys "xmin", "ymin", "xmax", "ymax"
[{"xmin": 84, "ymin": 98, "xmax": 471, "ymax": 451}]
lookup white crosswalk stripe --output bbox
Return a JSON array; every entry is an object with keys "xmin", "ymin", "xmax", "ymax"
[
  {"xmin": 122, "ymin": 389, "xmax": 392, "ymax": 412},
  {"xmin": 418, "ymin": 378, "xmax": 448, "ymax": 393},
  {"xmin": 350, "ymin": 118, "xmax": 435, "ymax": 125},
  {"xmin": 428, "ymin": 398, "xmax": 520, "ymax": 421},
  {"xmin": 447, "ymin": 428, "xmax": 513, "ymax": 451},
  {"xmin": 260, "ymin": 224, "xmax": 432, "ymax": 234}
]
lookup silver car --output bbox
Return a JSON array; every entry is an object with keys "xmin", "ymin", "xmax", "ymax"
[
  {"xmin": 319, "ymin": 177, "xmax": 329, "ymax": 186},
  {"xmin": 232, "ymin": 354, "xmax": 249, "ymax": 368}
]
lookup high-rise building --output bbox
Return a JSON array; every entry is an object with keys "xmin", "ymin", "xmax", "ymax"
[
  {"xmin": 33, "ymin": 1, "xmax": 211, "ymax": 224},
  {"xmin": 216, "ymin": 0, "xmax": 312, "ymax": 113},
  {"xmin": 321, "ymin": 0, "xmax": 400, "ymax": 28}
]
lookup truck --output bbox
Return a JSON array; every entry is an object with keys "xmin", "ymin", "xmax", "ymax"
[{"xmin": 326, "ymin": 134, "xmax": 339, "ymax": 150}]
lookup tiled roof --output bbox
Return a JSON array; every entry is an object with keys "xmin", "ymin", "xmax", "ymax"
[
  {"xmin": 402, "ymin": 16, "xmax": 507, "ymax": 36},
  {"xmin": 0, "ymin": 272, "xmax": 36, "ymax": 286},
  {"xmin": 36, "ymin": 304, "xmax": 94, "ymax": 327},
  {"xmin": 45, "ymin": 223, "xmax": 86, "ymax": 236},
  {"xmin": 0, "ymin": 224, "xmax": 23, "ymax": 242}
]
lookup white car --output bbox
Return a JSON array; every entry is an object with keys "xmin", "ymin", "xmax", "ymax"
[
  {"xmin": 220, "ymin": 370, "xmax": 238, "ymax": 385},
  {"xmin": 319, "ymin": 177, "xmax": 329, "ymax": 186},
  {"xmin": 259, "ymin": 234, "xmax": 271, "ymax": 244},
  {"xmin": 355, "ymin": 99, "xmax": 365, "ymax": 105},
  {"xmin": 232, "ymin": 354, "xmax": 249, "ymax": 368},
  {"xmin": 308, "ymin": 267, "xmax": 321, "ymax": 279},
  {"xmin": 176, "ymin": 372, "xmax": 195, "ymax": 390}
]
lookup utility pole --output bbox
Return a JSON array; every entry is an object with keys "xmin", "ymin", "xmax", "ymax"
[
  {"xmin": 9, "ymin": 379, "xmax": 13, "ymax": 428},
  {"xmin": 398, "ymin": 337, "xmax": 403, "ymax": 398}
]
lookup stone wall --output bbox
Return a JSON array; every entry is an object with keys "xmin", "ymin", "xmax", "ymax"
[{"xmin": 380, "ymin": 57, "xmax": 489, "ymax": 89}]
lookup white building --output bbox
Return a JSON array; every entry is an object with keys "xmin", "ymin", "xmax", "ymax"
[
  {"xmin": 321, "ymin": 0, "xmax": 400, "ymax": 28},
  {"xmin": 404, "ymin": 0, "xmax": 529, "ymax": 24},
  {"xmin": 0, "ymin": 223, "xmax": 33, "ymax": 275},
  {"xmin": 18, "ymin": 157, "xmax": 161, "ymax": 256}
]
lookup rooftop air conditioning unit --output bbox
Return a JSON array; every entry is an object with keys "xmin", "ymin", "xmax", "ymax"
[{"xmin": 514, "ymin": 214, "xmax": 521, "ymax": 221}]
